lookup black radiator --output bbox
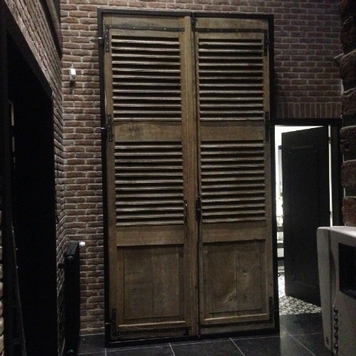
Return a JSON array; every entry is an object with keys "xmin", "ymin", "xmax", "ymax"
[{"xmin": 63, "ymin": 242, "xmax": 80, "ymax": 355}]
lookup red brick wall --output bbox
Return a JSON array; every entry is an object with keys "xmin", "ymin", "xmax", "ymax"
[
  {"xmin": 60, "ymin": 0, "xmax": 341, "ymax": 335},
  {"xmin": 274, "ymin": 1, "xmax": 342, "ymax": 118},
  {"xmin": 61, "ymin": 0, "xmax": 104, "ymax": 333}
]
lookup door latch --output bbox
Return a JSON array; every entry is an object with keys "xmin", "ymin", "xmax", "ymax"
[
  {"xmin": 196, "ymin": 194, "xmax": 202, "ymax": 222},
  {"xmin": 106, "ymin": 114, "xmax": 113, "ymax": 142}
]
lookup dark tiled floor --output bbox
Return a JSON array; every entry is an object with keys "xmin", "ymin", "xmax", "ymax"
[{"xmin": 78, "ymin": 314, "xmax": 332, "ymax": 356}]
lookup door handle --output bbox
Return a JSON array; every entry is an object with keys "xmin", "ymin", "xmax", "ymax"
[{"xmin": 183, "ymin": 200, "xmax": 188, "ymax": 223}]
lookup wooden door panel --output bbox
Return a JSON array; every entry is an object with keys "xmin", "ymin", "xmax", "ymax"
[
  {"xmin": 116, "ymin": 245, "xmax": 188, "ymax": 339},
  {"xmin": 200, "ymin": 124, "xmax": 265, "ymax": 141},
  {"xmin": 113, "ymin": 122, "xmax": 182, "ymax": 141},
  {"xmin": 195, "ymin": 15, "xmax": 274, "ymax": 333},
  {"xmin": 120, "ymin": 246, "xmax": 184, "ymax": 322},
  {"xmin": 116, "ymin": 226, "xmax": 184, "ymax": 246},
  {"xmin": 104, "ymin": 14, "xmax": 196, "ymax": 340},
  {"xmin": 202, "ymin": 241, "xmax": 268, "ymax": 322},
  {"xmin": 202, "ymin": 222, "xmax": 267, "ymax": 243}
]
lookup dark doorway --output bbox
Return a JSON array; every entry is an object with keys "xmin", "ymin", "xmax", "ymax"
[
  {"xmin": 281, "ymin": 127, "xmax": 330, "ymax": 306},
  {"xmin": 1, "ymin": 17, "xmax": 58, "ymax": 355}
]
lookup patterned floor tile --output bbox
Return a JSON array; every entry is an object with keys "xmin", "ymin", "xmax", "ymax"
[{"xmin": 278, "ymin": 272, "xmax": 321, "ymax": 315}]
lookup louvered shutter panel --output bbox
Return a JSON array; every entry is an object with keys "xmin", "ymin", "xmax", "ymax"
[
  {"xmin": 104, "ymin": 14, "xmax": 196, "ymax": 339},
  {"xmin": 194, "ymin": 16, "xmax": 274, "ymax": 333},
  {"xmin": 102, "ymin": 11, "xmax": 275, "ymax": 342}
]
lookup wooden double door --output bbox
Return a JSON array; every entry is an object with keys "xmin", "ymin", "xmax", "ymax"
[{"xmin": 101, "ymin": 11, "xmax": 275, "ymax": 341}]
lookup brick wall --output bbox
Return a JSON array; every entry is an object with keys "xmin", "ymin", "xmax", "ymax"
[
  {"xmin": 61, "ymin": 0, "xmax": 104, "ymax": 333},
  {"xmin": 274, "ymin": 1, "xmax": 342, "ymax": 118},
  {"xmin": 60, "ymin": 0, "xmax": 342, "ymax": 335}
]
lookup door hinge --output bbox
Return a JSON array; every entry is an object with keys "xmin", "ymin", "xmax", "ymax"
[
  {"xmin": 196, "ymin": 194, "xmax": 202, "ymax": 222},
  {"xmin": 106, "ymin": 114, "xmax": 113, "ymax": 142},
  {"xmin": 111, "ymin": 308, "xmax": 119, "ymax": 338},
  {"xmin": 268, "ymin": 297, "xmax": 274, "ymax": 323},
  {"xmin": 104, "ymin": 25, "xmax": 110, "ymax": 52},
  {"xmin": 183, "ymin": 199, "xmax": 188, "ymax": 223},
  {"xmin": 265, "ymin": 111, "xmax": 270, "ymax": 142}
]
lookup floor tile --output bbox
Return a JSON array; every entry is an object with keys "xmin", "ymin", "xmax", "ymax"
[
  {"xmin": 279, "ymin": 314, "xmax": 323, "ymax": 335},
  {"xmin": 172, "ymin": 339, "xmax": 243, "ymax": 356},
  {"xmin": 78, "ymin": 315, "xmax": 327, "ymax": 356},
  {"xmin": 107, "ymin": 344, "xmax": 173, "ymax": 356},
  {"xmin": 232, "ymin": 335, "xmax": 314, "ymax": 356},
  {"xmin": 292, "ymin": 333, "xmax": 331, "ymax": 356},
  {"xmin": 78, "ymin": 334, "xmax": 105, "ymax": 355}
]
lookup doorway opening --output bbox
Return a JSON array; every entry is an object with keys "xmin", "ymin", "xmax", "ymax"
[
  {"xmin": 274, "ymin": 123, "xmax": 341, "ymax": 316},
  {"xmin": 0, "ymin": 17, "xmax": 58, "ymax": 354}
]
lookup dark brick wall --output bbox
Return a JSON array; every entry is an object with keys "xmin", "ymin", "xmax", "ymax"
[{"xmin": 340, "ymin": 0, "xmax": 356, "ymax": 226}]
